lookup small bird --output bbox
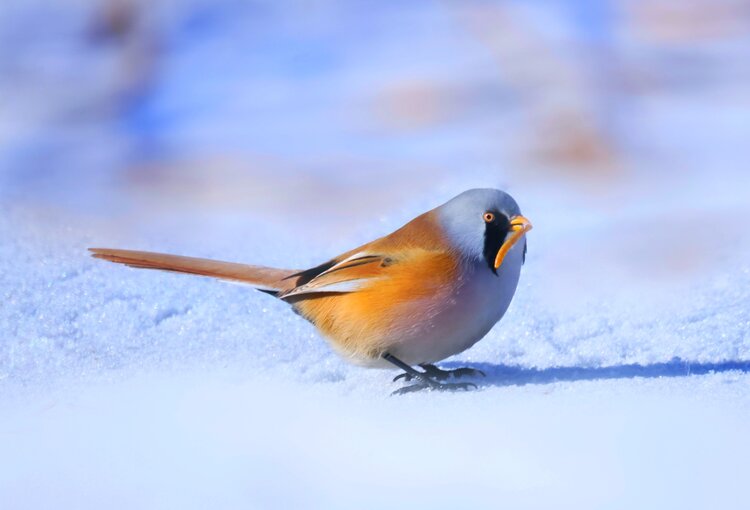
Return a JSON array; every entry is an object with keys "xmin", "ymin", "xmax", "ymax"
[{"xmin": 90, "ymin": 188, "xmax": 532, "ymax": 394}]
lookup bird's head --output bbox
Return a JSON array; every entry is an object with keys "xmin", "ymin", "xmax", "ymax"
[{"xmin": 437, "ymin": 188, "xmax": 532, "ymax": 273}]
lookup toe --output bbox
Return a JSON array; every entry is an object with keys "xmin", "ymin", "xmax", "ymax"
[{"xmin": 391, "ymin": 384, "xmax": 430, "ymax": 396}]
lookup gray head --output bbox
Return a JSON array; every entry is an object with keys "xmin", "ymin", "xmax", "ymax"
[{"xmin": 437, "ymin": 188, "xmax": 531, "ymax": 272}]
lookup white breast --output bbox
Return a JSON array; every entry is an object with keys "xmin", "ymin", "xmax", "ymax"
[{"xmin": 382, "ymin": 238, "xmax": 526, "ymax": 366}]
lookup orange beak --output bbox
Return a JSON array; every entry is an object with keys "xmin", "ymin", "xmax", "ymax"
[{"xmin": 494, "ymin": 215, "xmax": 533, "ymax": 269}]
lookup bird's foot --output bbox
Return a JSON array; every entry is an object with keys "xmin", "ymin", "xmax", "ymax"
[
  {"xmin": 393, "ymin": 364, "xmax": 486, "ymax": 383},
  {"xmin": 381, "ymin": 353, "xmax": 481, "ymax": 396},
  {"xmin": 391, "ymin": 380, "xmax": 477, "ymax": 396}
]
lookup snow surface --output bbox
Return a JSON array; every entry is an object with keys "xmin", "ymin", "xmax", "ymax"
[
  {"xmin": 3, "ymin": 168, "xmax": 750, "ymax": 509},
  {"xmin": 2, "ymin": 1, "xmax": 750, "ymax": 509}
]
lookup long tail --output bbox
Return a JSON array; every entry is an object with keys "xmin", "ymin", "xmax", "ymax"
[{"xmin": 89, "ymin": 248, "xmax": 299, "ymax": 293}]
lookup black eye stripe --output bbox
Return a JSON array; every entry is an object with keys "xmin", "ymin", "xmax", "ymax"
[{"xmin": 482, "ymin": 212, "xmax": 510, "ymax": 274}]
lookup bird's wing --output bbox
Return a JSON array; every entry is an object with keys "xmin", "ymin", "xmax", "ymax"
[
  {"xmin": 280, "ymin": 211, "xmax": 452, "ymax": 300},
  {"xmin": 89, "ymin": 248, "xmax": 299, "ymax": 292},
  {"xmin": 279, "ymin": 251, "xmax": 392, "ymax": 299}
]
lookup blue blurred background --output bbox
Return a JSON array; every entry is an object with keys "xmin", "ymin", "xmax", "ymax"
[{"xmin": 2, "ymin": 0, "xmax": 748, "ymax": 226}]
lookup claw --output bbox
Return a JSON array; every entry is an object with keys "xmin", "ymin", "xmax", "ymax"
[
  {"xmin": 392, "ymin": 372, "xmax": 410, "ymax": 383},
  {"xmin": 391, "ymin": 381, "xmax": 478, "ymax": 396},
  {"xmin": 446, "ymin": 367, "xmax": 486, "ymax": 379}
]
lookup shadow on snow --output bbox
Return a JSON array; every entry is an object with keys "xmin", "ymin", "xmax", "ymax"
[{"xmin": 439, "ymin": 358, "xmax": 750, "ymax": 388}]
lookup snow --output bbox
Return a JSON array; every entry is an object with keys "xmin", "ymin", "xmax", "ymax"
[
  {"xmin": 3, "ymin": 170, "xmax": 749, "ymax": 508},
  {"xmin": 3, "ymin": 371, "xmax": 750, "ymax": 509},
  {"xmin": 2, "ymin": 1, "xmax": 750, "ymax": 508}
]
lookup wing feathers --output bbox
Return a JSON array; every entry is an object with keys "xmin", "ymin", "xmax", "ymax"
[{"xmin": 279, "ymin": 253, "xmax": 388, "ymax": 299}]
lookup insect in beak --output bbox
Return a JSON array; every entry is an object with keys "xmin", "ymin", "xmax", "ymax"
[{"xmin": 494, "ymin": 215, "xmax": 533, "ymax": 269}]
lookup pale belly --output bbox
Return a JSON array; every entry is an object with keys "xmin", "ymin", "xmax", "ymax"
[{"xmin": 350, "ymin": 241, "xmax": 525, "ymax": 367}]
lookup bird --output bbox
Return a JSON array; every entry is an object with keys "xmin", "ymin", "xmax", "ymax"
[{"xmin": 90, "ymin": 188, "xmax": 532, "ymax": 394}]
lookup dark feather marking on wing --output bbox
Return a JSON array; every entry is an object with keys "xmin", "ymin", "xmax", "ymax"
[
  {"xmin": 283, "ymin": 259, "xmax": 337, "ymax": 286},
  {"xmin": 321, "ymin": 255, "xmax": 382, "ymax": 275},
  {"xmin": 283, "ymin": 254, "xmax": 382, "ymax": 287},
  {"xmin": 257, "ymin": 288, "xmax": 280, "ymax": 297},
  {"xmin": 283, "ymin": 291, "xmax": 350, "ymax": 308}
]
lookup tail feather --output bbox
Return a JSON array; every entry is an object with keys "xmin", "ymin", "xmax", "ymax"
[{"xmin": 89, "ymin": 248, "xmax": 299, "ymax": 292}]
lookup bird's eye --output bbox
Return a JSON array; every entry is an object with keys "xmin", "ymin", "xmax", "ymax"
[{"xmin": 483, "ymin": 212, "xmax": 495, "ymax": 223}]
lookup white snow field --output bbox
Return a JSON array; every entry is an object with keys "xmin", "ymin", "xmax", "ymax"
[
  {"xmin": 2, "ymin": 1, "xmax": 750, "ymax": 508},
  {"xmin": 2, "ymin": 168, "xmax": 750, "ymax": 509}
]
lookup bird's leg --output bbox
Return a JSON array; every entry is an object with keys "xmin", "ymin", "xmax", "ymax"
[
  {"xmin": 382, "ymin": 353, "xmax": 478, "ymax": 395},
  {"xmin": 382, "ymin": 353, "xmax": 437, "ymax": 387},
  {"xmin": 393, "ymin": 363, "xmax": 486, "ymax": 383}
]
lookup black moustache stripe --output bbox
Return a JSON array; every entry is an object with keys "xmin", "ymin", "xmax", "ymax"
[{"xmin": 483, "ymin": 214, "xmax": 510, "ymax": 275}]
